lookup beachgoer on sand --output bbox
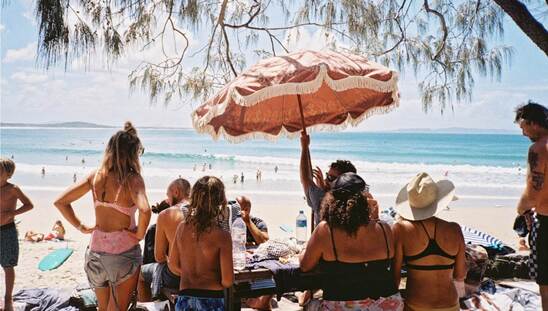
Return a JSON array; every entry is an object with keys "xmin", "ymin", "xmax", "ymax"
[
  {"xmin": 0, "ymin": 157, "xmax": 34, "ymax": 311},
  {"xmin": 299, "ymin": 172, "xmax": 403, "ymax": 310},
  {"xmin": 392, "ymin": 172, "xmax": 466, "ymax": 311},
  {"xmin": 138, "ymin": 178, "xmax": 191, "ymax": 302},
  {"xmin": 24, "ymin": 220, "xmax": 66, "ymax": 242},
  {"xmin": 54, "ymin": 122, "xmax": 151, "ymax": 311},
  {"xmin": 170, "ymin": 176, "xmax": 233, "ymax": 310},
  {"xmin": 514, "ymin": 101, "xmax": 548, "ymax": 310}
]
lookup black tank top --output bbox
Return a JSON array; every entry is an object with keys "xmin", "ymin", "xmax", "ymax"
[{"xmin": 318, "ymin": 222, "xmax": 398, "ymax": 301}]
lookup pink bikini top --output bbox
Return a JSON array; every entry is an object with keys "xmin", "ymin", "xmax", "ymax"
[{"xmin": 91, "ymin": 172, "xmax": 138, "ymax": 229}]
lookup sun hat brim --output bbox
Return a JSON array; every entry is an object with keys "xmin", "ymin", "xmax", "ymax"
[{"xmin": 395, "ymin": 179, "xmax": 455, "ymax": 221}]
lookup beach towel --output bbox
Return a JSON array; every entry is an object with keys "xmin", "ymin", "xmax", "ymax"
[{"xmin": 13, "ymin": 288, "xmax": 77, "ymax": 311}]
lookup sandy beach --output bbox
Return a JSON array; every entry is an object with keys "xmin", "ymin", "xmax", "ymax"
[{"xmin": 0, "ymin": 185, "xmax": 522, "ymax": 296}]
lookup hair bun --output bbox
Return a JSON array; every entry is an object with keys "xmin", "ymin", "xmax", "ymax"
[{"xmin": 124, "ymin": 121, "xmax": 137, "ymax": 136}]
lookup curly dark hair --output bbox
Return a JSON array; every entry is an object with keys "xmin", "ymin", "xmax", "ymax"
[
  {"xmin": 320, "ymin": 191, "xmax": 369, "ymax": 236},
  {"xmin": 330, "ymin": 160, "xmax": 357, "ymax": 174},
  {"xmin": 514, "ymin": 100, "xmax": 548, "ymax": 129},
  {"xmin": 188, "ymin": 176, "xmax": 227, "ymax": 237}
]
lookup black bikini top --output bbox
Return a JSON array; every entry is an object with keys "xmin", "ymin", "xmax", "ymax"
[{"xmin": 404, "ymin": 220, "xmax": 456, "ymax": 271}]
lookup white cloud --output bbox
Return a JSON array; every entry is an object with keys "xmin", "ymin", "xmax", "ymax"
[
  {"xmin": 10, "ymin": 71, "xmax": 48, "ymax": 83},
  {"xmin": 3, "ymin": 42, "xmax": 36, "ymax": 63}
]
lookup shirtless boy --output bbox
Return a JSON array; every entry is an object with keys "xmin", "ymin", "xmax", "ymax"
[{"xmin": 0, "ymin": 158, "xmax": 34, "ymax": 311}]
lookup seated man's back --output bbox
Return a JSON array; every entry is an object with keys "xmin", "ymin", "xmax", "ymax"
[{"xmin": 174, "ymin": 222, "xmax": 232, "ymax": 290}]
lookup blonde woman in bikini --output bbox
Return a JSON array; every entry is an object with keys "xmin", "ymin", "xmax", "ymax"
[{"xmin": 54, "ymin": 122, "xmax": 151, "ymax": 310}]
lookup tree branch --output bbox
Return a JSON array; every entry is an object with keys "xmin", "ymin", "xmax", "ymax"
[
  {"xmin": 492, "ymin": 0, "xmax": 548, "ymax": 56},
  {"xmin": 424, "ymin": 0, "xmax": 448, "ymax": 61}
]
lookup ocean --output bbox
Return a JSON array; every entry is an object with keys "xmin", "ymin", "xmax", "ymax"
[{"xmin": 0, "ymin": 127, "xmax": 530, "ymax": 209}]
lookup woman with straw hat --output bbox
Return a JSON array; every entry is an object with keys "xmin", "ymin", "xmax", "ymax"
[{"xmin": 392, "ymin": 173, "xmax": 466, "ymax": 311}]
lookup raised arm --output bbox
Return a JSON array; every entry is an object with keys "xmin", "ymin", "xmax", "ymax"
[
  {"xmin": 219, "ymin": 231, "xmax": 234, "ymax": 288},
  {"xmin": 392, "ymin": 222, "xmax": 404, "ymax": 288},
  {"xmin": 300, "ymin": 132, "xmax": 313, "ymax": 194},
  {"xmin": 128, "ymin": 174, "xmax": 151, "ymax": 240},
  {"xmin": 517, "ymin": 144, "xmax": 546, "ymax": 215},
  {"xmin": 54, "ymin": 172, "xmax": 95, "ymax": 233},
  {"xmin": 13, "ymin": 186, "xmax": 33, "ymax": 216},
  {"xmin": 154, "ymin": 211, "xmax": 169, "ymax": 263},
  {"xmin": 299, "ymin": 222, "xmax": 325, "ymax": 272}
]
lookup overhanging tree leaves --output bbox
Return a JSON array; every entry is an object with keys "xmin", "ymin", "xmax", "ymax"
[{"xmin": 35, "ymin": 0, "xmax": 546, "ymax": 112}]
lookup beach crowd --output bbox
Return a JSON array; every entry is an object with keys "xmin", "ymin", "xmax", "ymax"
[{"xmin": 1, "ymin": 101, "xmax": 547, "ymax": 311}]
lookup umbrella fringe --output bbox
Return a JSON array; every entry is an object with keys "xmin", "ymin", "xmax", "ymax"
[
  {"xmin": 230, "ymin": 66, "xmax": 399, "ymax": 108},
  {"xmin": 193, "ymin": 96, "xmax": 400, "ymax": 143}
]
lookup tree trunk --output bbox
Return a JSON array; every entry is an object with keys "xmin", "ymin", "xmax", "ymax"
[{"xmin": 493, "ymin": 0, "xmax": 548, "ymax": 56}]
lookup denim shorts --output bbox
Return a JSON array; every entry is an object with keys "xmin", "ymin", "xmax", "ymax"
[{"xmin": 175, "ymin": 289, "xmax": 224, "ymax": 311}]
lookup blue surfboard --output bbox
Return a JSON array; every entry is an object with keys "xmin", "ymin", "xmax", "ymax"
[{"xmin": 38, "ymin": 248, "xmax": 73, "ymax": 271}]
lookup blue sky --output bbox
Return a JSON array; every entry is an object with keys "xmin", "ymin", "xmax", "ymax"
[{"xmin": 1, "ymin": 1, "xmax": 547, "ymax": 131}]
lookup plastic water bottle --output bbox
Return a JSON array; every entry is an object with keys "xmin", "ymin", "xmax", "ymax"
[
  {"xmin": 232, "ymin": 217, "xmax": 247, "ymax": 270},
  {"xmin": 296, "ymin": 210, "xmax": 307, "ymax": 243}
]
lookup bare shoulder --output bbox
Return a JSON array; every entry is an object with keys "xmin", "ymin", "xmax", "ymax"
[
  {"xmin": 212, "ymin": 227, "xmax": 232, "ymax": 245},
  {"xmin": 394, "ymin": 219, "xmax": 413, "ymax": 231},
  {"xmin": 127, "ymin": 173, "xmax": 145, "ymax": 188}
]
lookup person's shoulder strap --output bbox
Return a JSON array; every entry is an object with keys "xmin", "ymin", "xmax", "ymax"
[
  {"xmin": 378, "ymin": 221, "xmax": 390, "ymax": 259},
  {"xmin": 419, "ymin": 221, "xmax": 432, "ymax": 239},
  {"xmin": 328, "ymin": 225, "xmax": 338, "ymax": 260}
]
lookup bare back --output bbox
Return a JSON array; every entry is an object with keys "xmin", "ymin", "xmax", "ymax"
[
  {"xmin": 174, "ymin": 222, "xmax": 233, "ymax": 291},
  {"xmin": 91, "ymin": 171, "xmax": 136, "ymax": 231},
  {"xmin": 321, "ymin": 221, "xmax": 393, "ymax": 262},
  {"xmin": 530, "ymin": 136, "xmax": 548, "ymax": 216},
  {"xmin": 395, "ymin": 217, "xmax": 466, "ymax": 308},
  {"xmin": 0, "ymin": 183, "xmax": 17, "ymax": 225}
]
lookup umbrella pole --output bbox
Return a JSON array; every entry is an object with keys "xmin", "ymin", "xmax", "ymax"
[{"xmin": 297, "ymin": 95, "xmax": 315, "ymax": 233}]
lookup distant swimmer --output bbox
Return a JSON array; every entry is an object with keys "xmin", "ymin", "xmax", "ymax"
[
  {"xmin": 233, "ymin": 174, "xmax": 238, "ymax": 184},
  {"xmin": 10, "ymin": 155, "xmax": 14, "ymax": 159},
  {"xmin": 41, "ymin": 167, "xmax": 45, "ymax": 177},
  {"xmin": 81, "ymin": 158, "xmax": 85, "ymax": 164},
  {"xmin": 193, "ymin": 164, "xmax": 197, "ymax": 171},
  {"xmin": 202, "ymin": 163, "xmax": 206, "ymax": 172},
  {"xmin": 73, "ymin": 173, "xmax": 77, "ymax": 183},
  {"xmin": 66, "ymin": 156, "xmax": 68, "ymax": 161},
  {"xmin": 209, "ymin": 163, "xmax": 212, "ymax": 170},
  {"xmin": 241, "ymin": 172, "xmax": 245, "ymax": 184},
  {"xmin": 443, "ymin": 170, "xmax": 449, "ymax": 177},
  {"xmin": 274, "ymin": 165, "xmax": 278, "ymax": 173}
]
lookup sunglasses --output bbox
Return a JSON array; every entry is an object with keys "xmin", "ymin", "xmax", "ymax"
[{"xmin": 325, "ymin": 172, "xmax": 336, "ymax": 182}]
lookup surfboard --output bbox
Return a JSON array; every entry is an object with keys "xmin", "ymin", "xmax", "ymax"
[{"xmin": 38, "ymin": 248, "xmax": 73, "ymax": 271}]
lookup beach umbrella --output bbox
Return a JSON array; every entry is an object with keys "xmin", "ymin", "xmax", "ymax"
[{"xmin": 192, "ymin": 50, "xmax": 399, "ymax": 142}]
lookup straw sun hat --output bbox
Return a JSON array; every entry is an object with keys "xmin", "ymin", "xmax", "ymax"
[{"xmin": 395, "ymin": 172, "xmax": 455, "ymax": 221}]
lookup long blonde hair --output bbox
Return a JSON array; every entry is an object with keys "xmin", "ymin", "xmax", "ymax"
[
  {"xmin": 99, "ymin": 122, "xmax": 143, "ymax": 184},
  {"xmin": 188, "ymin": 176, "xmax": 227, "ymax": 236}
]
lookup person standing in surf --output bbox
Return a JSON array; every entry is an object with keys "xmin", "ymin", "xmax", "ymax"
[{"xmin": 54, "ymin": 122, "xmax": 151, "ymax": 310}]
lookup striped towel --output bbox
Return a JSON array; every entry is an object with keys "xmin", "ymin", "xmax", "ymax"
[{"xmin": 460, "ymin": 225, "xmax": 506, "ymax": 250}]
